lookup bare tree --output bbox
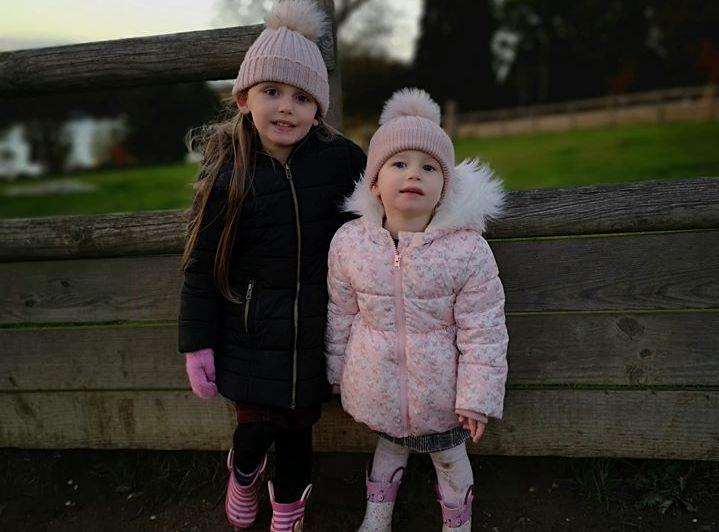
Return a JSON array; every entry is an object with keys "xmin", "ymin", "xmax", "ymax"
[
  {"xmin": 334, "ymin": 0, "xmax": 372, "ymax": 27},
  {"xmin": 213, "ymin": 0, "xmax": 370, "ymax": 29}
]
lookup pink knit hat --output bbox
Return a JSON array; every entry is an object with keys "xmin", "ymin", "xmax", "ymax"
[
  {"xmin": 232, "ymin": 0, "xmax": 330, "ymax": 116},
  {"xmin": 365, "ymin": 88, "xmax": 454, "ymax": 185}
]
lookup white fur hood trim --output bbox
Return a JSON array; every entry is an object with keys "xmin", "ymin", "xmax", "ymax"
[{"xmin": 343, "ymin": 158, "xmax": 505, "ymax": 235}]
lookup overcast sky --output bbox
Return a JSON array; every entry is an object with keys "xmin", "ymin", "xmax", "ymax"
[{"xmin": 0, "ymin": 0, "xmax": 421, "ymax": 61}]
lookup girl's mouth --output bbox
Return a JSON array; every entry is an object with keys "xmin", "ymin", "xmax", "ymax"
[
  {"xmin": 272, "ymin": 120, "xmax": 296, "ymax": 130},
  {"xmin": 399, "ymin": 187, "xmax": 424, "ymax": 196}
]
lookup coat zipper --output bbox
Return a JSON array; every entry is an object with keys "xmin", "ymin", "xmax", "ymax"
[
  {"xmin": 285, "ymin": 162, "xmax": 302, "ymax": 409},
  {"xmin": 257, "ymin": 135, "xmax": 311, "ymax": 409},
  {"xmin": 392, "ymin": 239, "xmax": 410, "ymax": 432},
  {"xmin": 243, "ymin": 279, "xmax": 254, "ymax": 333}
]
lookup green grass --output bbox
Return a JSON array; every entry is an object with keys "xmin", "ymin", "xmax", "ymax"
[
  {"xmin": 0, "ymin": 162, "xmax": 198, "ymax": 219},
  {"xmin": 1, "ymin": 121, "xmax": 718, "ymax": 219},
  {"xmin": 456, "ymin": 120, "xmax": 719, "ymax": 190}
]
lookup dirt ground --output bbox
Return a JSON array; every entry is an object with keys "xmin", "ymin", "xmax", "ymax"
[{"xmin": 1, "ymin": 449, "xmax": 717, "ymax": 531}]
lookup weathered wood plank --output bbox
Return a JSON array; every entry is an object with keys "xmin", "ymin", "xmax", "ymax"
[
  {"xmin": 0, "ymin": 255, "xmax": 181, "ymax": 324},
  {"xmin": 2, "ymin": 312, "xmax": 718, "ymax": 391},
  {"xmin": 494, "ymin": 177, "xmax": 719, "ymax": 238},
  {"xmin": 497, "ymin": 230, "xmax": 719, "ymax": 312},
  {"xmin": 0, "ymin": 24, "xmax": 337, "ymax": 98},
  {"xmin": 0, "ymin": 210, "xmax": 188, "ymax": 263},
  {"xmin": 1, "ymin": 179, "xmax": 716, "ymax": 262},
  {"xmin": 1, "ymin": 325, "xmax": 185, "ymax": 391},
  {"xmin": 1, "ymin": 391, "xmax": 716, "ymax": 459},
  {"xmin": 1, "ymin": 230, "xmax": 717, "ymax": 324},
  {"xmin": 507, "ymin": 312, "xmax": 719, "ymax": 386},
  {"xmin": 316, "ymin": 390, "xmax": 719, "ymax": 459}
]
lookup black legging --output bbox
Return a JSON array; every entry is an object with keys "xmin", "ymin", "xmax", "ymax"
[{"xmin": 233, "ymin": 422, "xmax": 313, "ymax": 503}]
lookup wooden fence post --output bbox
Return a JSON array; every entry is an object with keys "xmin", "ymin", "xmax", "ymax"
[
  {"xmin": 704, "ymin": 84, "xmax": 718, "ymax": 121},
  {"xmin": 444, "ymin": 99, "xmax": 458, "ymax": 139},
  {"xmin": 656, "ymin": 92, "xmax": 665, "ymax": 123},
  {"xmin": 608, "ymin": 95, "xmax": 618, "ymax": 127},
  {"xmin": 318, "ymin": 0, "xmax": 342, "ymax": 130}
]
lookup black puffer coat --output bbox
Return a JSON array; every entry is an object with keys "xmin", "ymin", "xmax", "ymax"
[{"xmin": 178, "ymin": 128, "xmax": 366, "ymax": 408}]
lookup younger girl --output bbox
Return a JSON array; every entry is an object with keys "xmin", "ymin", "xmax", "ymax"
[
  {"xmin": 179, "ymin": 1, "xmax": 365, "ymax": 530},
  {"xmin": 326, "ymin": 88, "xmax": 508, "ymax": 531}
]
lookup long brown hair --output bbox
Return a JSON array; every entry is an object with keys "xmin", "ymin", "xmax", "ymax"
[{"xmin": 182, "ymin": 99, "xmax": 337, "ymax": 303}]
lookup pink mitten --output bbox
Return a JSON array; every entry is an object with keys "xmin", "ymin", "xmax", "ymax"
[{"xmin": 185, "ymin": 348, "xmax": 217, "ymax": 399}]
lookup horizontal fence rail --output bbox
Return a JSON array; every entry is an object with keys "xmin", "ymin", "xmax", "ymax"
[
  {"xmin": 0, "ymin": 178, "xmax": 717, "ymax": 262},
  {"xmin": 459, "ymin": 85, "xmax": 717, "ymax": 124},
  {"xmin": 0, "ymin": 1, "xmax": 337, "ymax": 98}
]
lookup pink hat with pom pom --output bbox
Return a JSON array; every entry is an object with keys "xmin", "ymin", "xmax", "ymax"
[
  {"xmin": 365, "ymin": 88, "xmax": 454, "ymax": 185},
  {"xmin": 232, "ymin": 0, "xmax": 330, "ymax": 116}
]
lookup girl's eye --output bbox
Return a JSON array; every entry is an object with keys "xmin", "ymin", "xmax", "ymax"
[
  {"xmin": 392, "ymin": 161, "xmax": 406, "ymax": 169},
  {"xmin": 296, "ymin": 94, "xmax": 310, "ymax": 103},
  {"xmin": 423, "ymin": 164, "xmax": 437, "ymax": 172},
  {"xmin": 264, "ymin": 88, "xmax": 278, "ymax": 96}
]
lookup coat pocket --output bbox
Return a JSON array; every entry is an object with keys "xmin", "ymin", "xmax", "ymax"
[{"xmin": 243, "ymin": 279, "xmax": 255, "ymax": 334}]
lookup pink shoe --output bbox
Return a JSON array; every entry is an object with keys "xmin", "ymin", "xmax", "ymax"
[
  {"xmin": 437, "ymin": 484, "xmax": 474, "ymax": 530},
  {"xmin": 225, "ymin": 449, "xmax": 267, "ymax": 529},
  {"xmin": 268, "ymin": 481, "xmax": 312, "ymax": 532}
]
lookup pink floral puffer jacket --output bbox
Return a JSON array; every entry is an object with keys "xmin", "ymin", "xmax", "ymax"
[{"xmin": 325, "ymin": 159, "xmax": 509, "ymax": 438}]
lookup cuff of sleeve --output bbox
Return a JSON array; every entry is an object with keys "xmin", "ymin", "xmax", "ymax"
[
  {"xmin": 455, "ymin": 409, "xmax": 488, "ymax": 424},
  {"xmin": 184, "ymin": 347, "xmax": 214, "ymax": 358}
]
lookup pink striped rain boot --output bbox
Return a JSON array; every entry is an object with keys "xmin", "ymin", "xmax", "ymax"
[
  {"xmin": 268, "ymin": 481, "xmax": 312, "ymax": 532},
  {"xmin": 358, "ymin": 466, "xmax": 404, "ymax": 532},
  {"xmin": 225, "ymin": 449, "xmax": 268, "ymax": 529},
  {"xmin": 437, "ymin": 484, "xmax": 474, "ymax": 531}
]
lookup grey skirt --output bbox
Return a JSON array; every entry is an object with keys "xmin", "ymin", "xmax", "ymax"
[{"xmin": 378, "ymin": 426, "xmax": 470, "ymax": 453}]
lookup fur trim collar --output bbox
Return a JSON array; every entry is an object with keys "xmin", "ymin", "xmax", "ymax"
[{"xmin": 343, "ymin": 158, "xmax": 505, "ymax": 237}]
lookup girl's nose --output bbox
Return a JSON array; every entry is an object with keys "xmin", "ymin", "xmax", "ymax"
[{"xmin": 278, "ymin": 96, "xmax": 293, "ymax": 114}]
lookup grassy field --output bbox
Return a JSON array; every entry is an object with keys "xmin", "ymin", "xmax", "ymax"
[
  {"xmin": 1, "ymin": 121, "xmax": 718, "ymax": 219},
  {"xmin": 0, "ymin": 163, "xmax": 198, "ymax": 219},
  {"xmin": 455, "ymin": 120, "xmax": 719, "ymax": 190}
]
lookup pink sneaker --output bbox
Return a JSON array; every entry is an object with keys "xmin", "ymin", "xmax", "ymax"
[
  {"xmin": 225, "ymin": 449, "xmax": 267, "ymax": 529},
  {"xmin": 437, "ymin": 484, "xmax": 474, "ymax": 531},
  {"xmin": 268, "ymin": 481, "xmax": 312, "ymax": 532}
]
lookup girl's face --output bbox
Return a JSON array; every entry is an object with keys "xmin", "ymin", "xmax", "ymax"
[
  {"xmin": 236, "ymin": 81, "xmax": 319, "ymax": 158},
  {"xmin": 372, "ymin": 150, "xmax": 444, "ymax": 219}
]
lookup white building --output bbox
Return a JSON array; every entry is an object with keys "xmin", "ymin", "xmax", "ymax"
[
  {"xmin": 62, "ymin": 116, "xmax": 127, "ymax": 171},
  {"xmin": 0, "ymin": 116, "xmax": 127, "ymax": 180},
  {"xmin": 0, "ymin": 124, "xmax": 44, "ymax": 180}
]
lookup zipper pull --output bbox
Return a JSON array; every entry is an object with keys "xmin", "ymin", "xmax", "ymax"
[
  {"xmin": 284, "ymin": 163, "xmax": 291, "ymax": 179},
  {"xmin": 394, "ymin": 252, "xmax": 401, "ymax": 268},
  {"xmin": 246, "ymin": 280, "xmax": 254, "ymax": 301}
]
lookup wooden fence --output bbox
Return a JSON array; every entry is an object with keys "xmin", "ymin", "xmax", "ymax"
[
  {"xmin": 1, "ymin": 2, "xmax": 719, "ymax": 459},
  {"xmin": 444, "ymin": 85, "xmax": 719, "ymax": 138},
  {"xmin": 1, "ymin": 179, "xmax": 718, "ymax": 459}
]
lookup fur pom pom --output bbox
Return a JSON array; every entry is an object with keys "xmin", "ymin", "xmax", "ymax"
[
  {"xmin": 379, "ymin": 88, "xmax": 441, "ymax": 126},
  {"xmin": 265, "ymin": 0, "xmax": 329, "ymax": 42}
]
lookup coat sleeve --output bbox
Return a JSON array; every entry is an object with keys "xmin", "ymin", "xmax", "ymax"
[
  {"xmin": 177, "ymin": 170, "xmax": 229, "ymax": 354},
  {"xmin": 325, "ymin": 229, "xmax": 359, "ymax": 385},
  {"xmin": 454, "ymin": 236, "xmax": 509, "ymax": 419}
]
